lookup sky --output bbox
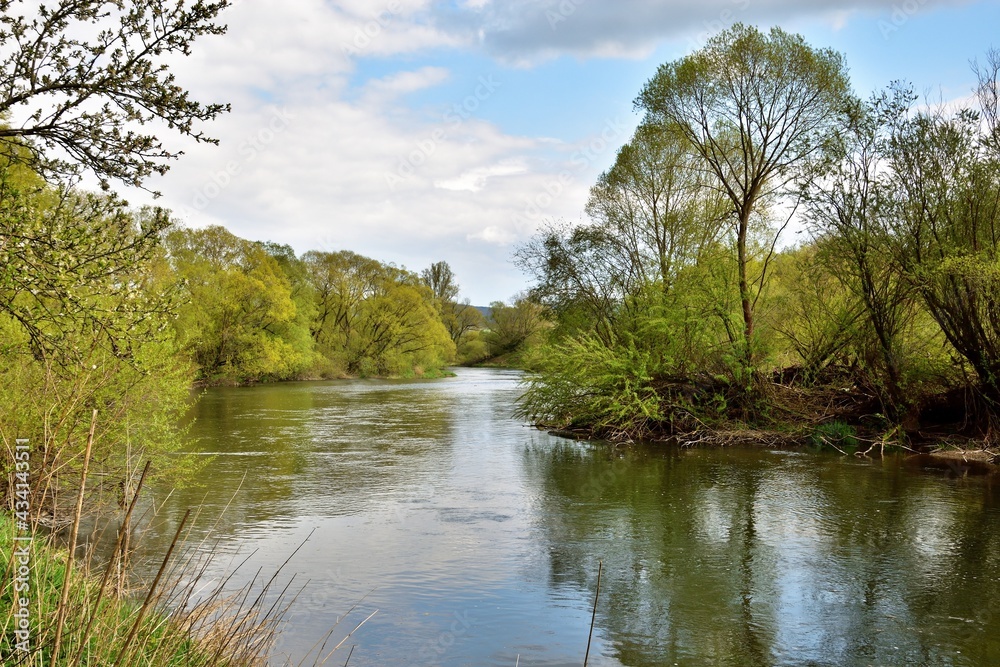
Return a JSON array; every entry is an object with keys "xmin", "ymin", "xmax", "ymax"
[{"xmin": 126, "ymin": 0, "xmax": 1000, "ymax": 305}]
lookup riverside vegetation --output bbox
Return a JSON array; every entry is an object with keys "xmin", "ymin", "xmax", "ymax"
[
  {"xmin": 0, "ymin": 3, "xmax": 998, "ymax": 664},
  {"xmin": 515, "ymin": 25, "xmax": 1000, "ymax": 455},
  {"xmin": 0, "ymin": 2, "xmax": 546, "ymax": 663},
  {"xmin": 0, "ymin": 1, "xmax": 521, "ymax": 664}
]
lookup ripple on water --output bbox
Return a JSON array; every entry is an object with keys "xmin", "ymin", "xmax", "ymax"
[{"xmin": 134, "ymin": 369, "xmax": 1000, "ymax": 667}]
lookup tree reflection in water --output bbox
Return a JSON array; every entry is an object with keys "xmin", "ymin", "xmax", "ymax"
[{"xmin": 523, "ymin": 443, "xmax": 1000, "ymax": 667}]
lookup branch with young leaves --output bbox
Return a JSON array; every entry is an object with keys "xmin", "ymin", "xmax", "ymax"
[{"xmin": 0, "ymin": 0, "xmax": 230, "ymax": 191}]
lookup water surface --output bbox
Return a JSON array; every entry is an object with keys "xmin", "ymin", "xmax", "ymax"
[{"xmin": 135, "ymin": 368, "xmax": 1000, "ymax": 666}]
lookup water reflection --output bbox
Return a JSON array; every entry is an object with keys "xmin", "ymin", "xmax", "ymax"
[
  {"xmin": 166, "ymin": 379, "xmax": 459, "ymax": 532},
  {"xmin": 126, "ymin": 369, "xmax": 1000, "ymax": 667},
  {"xmin": 524, "ymin": 445, "xmax": 1000, "ymax": 666}
]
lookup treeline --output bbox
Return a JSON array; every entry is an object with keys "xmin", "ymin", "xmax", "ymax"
[
  {"xmin": 0, "ymin": 161, "xmax": 543, "ymax": 516},
  {"xmin": 4, "ymin": 185, "xmax": 524, "ymax": 387},
  {"xmin": 516, "ymin": 25, "xmax": 1000, "ymax": 445},
  {"xmin": 161, "ymin": 227, "xmax": 556, "ymax": 381},
  {"xmin": 165, "ymin": 226, "xmax": 455, "ymax": 382}
]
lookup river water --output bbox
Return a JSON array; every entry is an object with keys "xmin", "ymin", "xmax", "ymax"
[{"xmin": 133, "ymin": 367, "xmax": 1000, "ymax": 666}]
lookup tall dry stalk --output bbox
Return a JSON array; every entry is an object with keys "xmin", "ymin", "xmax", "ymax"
[
  {"xmin": 68, "ymin": 460, "xmax": 151, "ymax": 667},
  {"xmin": 111, "ymin": 508, "xmax": 190, "ymax": 667},
  {"xmin": 49, "ymin": 408, "xmax": 96, "ymax": 667},
  {"xmin": 583, "ymin": 560, "xmax": 603, "ymax": 667}
]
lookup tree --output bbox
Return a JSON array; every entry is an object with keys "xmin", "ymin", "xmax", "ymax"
[
  {"xmin": 421, "ymin": 261, "xmax": 459, "ymax": 302},
  {"xmin": 517, "ymin": 123, "xmax": 723, "ymax": 347},
  {"xmin": 443, "ymin": 299, "xmax": 485, "ymax": 346},
  {"xmin": 884, "ymin": 101, "xmax": 1000, "ymax": 404},
  {"xmin": 0, "ymin": 0, "xmax": 229, "ymax": 517},
  {"xmin": 349, "ymin": 279, "xmax": 454, "ymax": 375},
  {"xmin": 419, "ymin": 260, "xmax": 484, "ymax": 355},
  {"xmin": 0, "ymin": 0, "xmax": 230, "ymax": 190},
  {"xmin": 801, "ymin": 87, "xmax": 917, "ymax": 408},
  {"xmin": 636, "ymin": 24, "xmax": 851, "ymax": 365},
  {"xmin": 761, "ymin": 245, "xmax": 861, "ymax": 382},
  {"xmin": 303, "ymin": 249, "xmax": 384, "ymax": 349},
  {"xmin": 586, "ymin": 122, "xmax": 725, "ymax": 296},
  {"xmin": 973, "ymin": 48, "xmax": 1000, "ymax": 156},
  {"xmin": 0, "ymin": 163, "xmax": 174, "ymax": 362},
  {"xmin": 516, "ymin": 220, "xmax": 631, "ymax": 346},
  {"xmin": 166, "ymin": 226, "xmax": 313, "ymax": 382},
  {"xmin": 0, "ymin": 168, "xmax": 194, "ymax": 518},
  {"xmin": 304, "ymin": 250, "xmax": 455, "ymax": 375},
  {"xmin": 485, "ymin": 295, "xmax": 549, "ymax": 359}
]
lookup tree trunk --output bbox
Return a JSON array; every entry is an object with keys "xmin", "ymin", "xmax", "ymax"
[{"xmin": 737, "ymin": 212, "xmax": 754, "ymax": 368}]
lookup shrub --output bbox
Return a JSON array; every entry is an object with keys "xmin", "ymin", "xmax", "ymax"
[{"xmin": 809, "ymin": 420, "xmax": 859, "ymax": 451}]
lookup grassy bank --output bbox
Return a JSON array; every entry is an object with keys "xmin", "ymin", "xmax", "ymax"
[{"xmin": 0, "ymin": 513, "xmax": 278, "ymax": 666}]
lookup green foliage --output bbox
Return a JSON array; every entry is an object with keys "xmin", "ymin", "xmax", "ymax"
[
  {"xmin": 884, "ymin": 104, "xmax": 1000, "ymax": 402},
  {"xmin": 809, "ymin": 421, "xmax": 859, "ymax": 451},
  {"xmin": 165, "ymin": 226, "xmax": 316, "ymax": 383},
  {"xmin": 304, "ymin": 250, "xmax": 455, "ymax": 376},
  {"xmin": 156, "ymin": 233, "xmax": 471, "ymax": 383},
  {"xmin": 760, "ymin": 245, "xmax": 862, "ymax": 379},
  {"xmin": 456, "ymin": 327, "xmax": 489, "ymax": 365},
  {"xmin": 518, "ymin": 36, "xmax": 1000, "ymax": 437},
  {"xmin": 421, "ymin": 260, "xmax": 459, "ymax": 302},
  {"xmin": 484, "ymin": 295, "xmax": 550, "ymax": 363},
  {"xmin": 518, "ymin": 335, "xmax": 664, "ymax": 440},
  {"xmin": 637, "ymin": 23, "xmax": 853, "ymax": 366},
  {"xmin": 0, "ymin": 513, "xmax": 277, "ymax": 665},
  {"xmin": 0, "ymin": 0, "xmax": 230, "ymax": 190},
  {"xmin": 0, "ymin": 167, "xmax": 198, "ymax": 516},
  {"xmin": 0, "ymin": 167, "xmax": 176, "ymax": 363}
]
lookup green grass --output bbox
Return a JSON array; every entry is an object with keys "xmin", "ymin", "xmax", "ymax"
[{"xmin": 0, "ymin": 513, "xmax": 277, "ymax": 666}]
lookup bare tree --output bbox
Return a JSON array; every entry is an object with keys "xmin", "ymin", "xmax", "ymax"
[
  {"xmin": 885, "ymin": 96, "xmax": 1000, "ymax": 405},
  {"xmin": 973, "ymin": 48, "xmax": 1000, "ymax": 155},
  {"xmin": 586, "ymin": 122, "xmax": 726, "ymax": 295},
  {"xmin": 801, "ymin": 87, "xmax": 917, "ymax": 410}
]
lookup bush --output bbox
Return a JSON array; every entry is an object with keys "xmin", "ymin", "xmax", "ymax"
[
  {"xmin": 809, "ymin": 420, "xmax": 859, "ymax": 451},
  {"xmin": 0, "ymin": 512, "xmax": 288, "ymax": 666},
  {"xmin": 517, "ymin": 335, "xmax": 664, "ymax": 440}
]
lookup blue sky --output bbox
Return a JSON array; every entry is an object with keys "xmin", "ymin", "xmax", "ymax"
[{"xmin": 133, "ymin": 0, "xmax": 1000, "ymax": 305}]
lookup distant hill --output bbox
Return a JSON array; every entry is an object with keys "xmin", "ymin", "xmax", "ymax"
[{"xmin": 473, "ymin": 305, "xmax": 492, "ymax": 321}]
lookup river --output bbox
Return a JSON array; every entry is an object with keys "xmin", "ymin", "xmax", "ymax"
[{"xmin": 131, "ymin": 367, "xmax": 1000, "ymax": 666}]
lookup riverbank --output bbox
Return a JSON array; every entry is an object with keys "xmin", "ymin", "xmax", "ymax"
[
  {"xmin": 532, "ymin": 366, "xmax": 999, "ymax": 465},
  {"xmin": 0, "ymin": 514, "xmax": 279, "ymax": 665},
  {"xmin": 193, "ymin": 365, "xmax": 458, "ymax": 388}
]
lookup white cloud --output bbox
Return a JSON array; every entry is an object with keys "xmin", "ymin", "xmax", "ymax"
[
  {"xmin": 469, "ymin": 225, "xmax": 518, "ymax": 245},
  {"xmin": 434, "ymin": 160, "xmax": 528, "ymax": 192},
  {"xmin": 122, "ymin": 0, "xmax": 982, "ymax": 304},
  {"xmin": 361, "ymin": 67, "xmax": 452, "ymax": 105},
  {"xmin": 427, "ymin": 0, "xmax": 969, "ymax": 63}
]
